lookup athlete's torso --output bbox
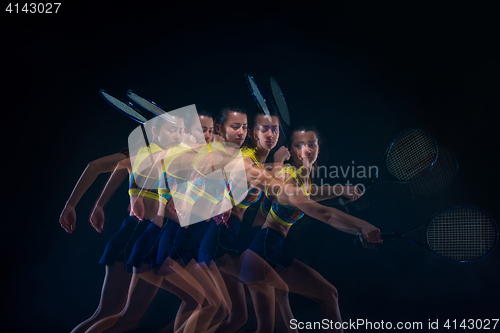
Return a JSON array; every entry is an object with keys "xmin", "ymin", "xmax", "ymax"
[{"xmin": 263, "ymin": 164, "xmax": 310, "ymax": 238}]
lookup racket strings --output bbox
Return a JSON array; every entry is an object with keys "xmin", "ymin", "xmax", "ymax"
[
  {"xmin": 270, "ymin": 78, "xmax": 290, "ymax": 126},
  {"xmin": 250, "ymin": 81, "xmax": 268, "ymax": 110},
  {"xmin": 427, "ymin": 208, "xmax": 497, "ymax": 261},
  {"xmin": 246, "ymin": 75, "xmax": 271, "ymax": 118},
  {"xmin": 102, "ymin": 92, "xmax": 148, "ymax": 123},
  {"xmin": 386, "ymin": 130, "xmax": 437, "ymax": 181},
  {"xmin": 405, "ymin": 147, "xmax": 458, "ymax": 197},
  {"xmin": 127, "ymin": 92, "xmax": 178, "ymax": 124}
]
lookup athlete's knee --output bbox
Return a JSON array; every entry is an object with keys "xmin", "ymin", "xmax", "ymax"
[
  {"xmin": 219, "ymin": 292, "xmax": 232, "ymax": 313},
  {"xmin": 226, "ymin": 310, "xmax": 248, "ymax": 330},
  {"xmin": 93, "ymin": 305, "xmax": 122, "ymax": 319},
  {"xmin": 275, "ymin": 288, "xmax": 290, "ymax": 306},
  {"xmin": 323, "ymin": 284, "xmax": 339, "ymax": 303},
  {"xmin": 204, "ymin": 300, "xmax": 222, "ymax": 318},
  {"xmin": 211, "ymin": 303, "xmax": 230, "ymax": 324},
  {"xmin": 183, "ymin": 297, "xmax": 199, "ymax": 311},
  {"xmin": 111, "ymin": 315, "xmax": 142, "ymax": 332},
  {"xmin": 206, "ymin": 289, "xmax": 223, "ymax": 308}
]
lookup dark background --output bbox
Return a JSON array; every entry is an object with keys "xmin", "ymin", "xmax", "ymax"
[{"xmin": 2, "ymin": 1, "xmax": 499, "ymax": 332}]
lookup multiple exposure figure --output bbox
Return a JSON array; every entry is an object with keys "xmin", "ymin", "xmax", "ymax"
[{"xmin": 60, "ymin": 89, "xmax": 382, "ymax": 333}]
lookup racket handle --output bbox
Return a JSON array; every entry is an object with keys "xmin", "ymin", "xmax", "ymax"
[
  {"xmin": 354, "ymin": 232, "xmax": 380, "ymax": 250},
  {"xmin": 140, "ymin": 124, "xmax": 156, "ymax": 165},
  {"xmin": 140, "ymin": 124, "xmax": 151, "ymax": 147},
  {"xmin": 381, "ymin": 233, "xmax": 402, "ymax": 239},
  {"xmin": 339, "ymin": 196, "xmax": 370, "ymax": 213},
  {"xmin": 339, "ymin": 179, "xmax": 376, "ymax": 213},
  {"xmin": 339, "ymin": 197, "xmax": 350, "ymax": 213},
  {"xmin": 279, "ymin": 126, "xmax": 288, "ymax": 147}
]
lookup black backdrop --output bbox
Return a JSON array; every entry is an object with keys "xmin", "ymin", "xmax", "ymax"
[{"xmin": 3, "ymin": 1, "xmax": 499, "ymax": 332}]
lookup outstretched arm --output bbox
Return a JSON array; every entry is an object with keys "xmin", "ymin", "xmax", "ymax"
[
  {"xmin": 90, "ymin": 160, "xmax": 130, "ymax": 232},
  {"xmin": 309, "ymin": 184, "xmax": 363, "ymax": 202},
  {"xmin": 279, "ymin": 184, "xmax": 382, "ymax": 242},
  {"xmin": 60, "ymin": 152, "xmax": 127, "ymax": 234}
]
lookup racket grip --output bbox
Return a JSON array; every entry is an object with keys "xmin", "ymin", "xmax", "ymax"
[
  {"xmin": 381, "ymin": 233, "xmax": 402, "ymax": 240},
  {"xmin": 339, "ymin": 193, "xmax": 372, "ymax": 213},
  {"xmin": 339, "ymin": 180, "xmax": 372, "ymax": 210},
  {"xmin": 339, "ymin": 197, "xmax": 350, "ymax": 213},
  {"xmin": 279, "ymin": 126, "xmax": 288, "ymax": 147},
  {"xmin": 354, "ymin": 232, "xmax": 379, "ymax": 250},
  {"xmin": 140, "ymin": 124, "xmax": 151, "ymax": 147}
]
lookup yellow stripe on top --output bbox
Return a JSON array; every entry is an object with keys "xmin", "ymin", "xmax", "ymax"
[
  {"xmin": 128, "ymin": 143, "xmax": 164, "ymax": 200},
  {"xmin": 161, "ymin": 144, "xmax": 194, "ymax": 180},
  {"xmin": 186, "ymin": 142, "xmax": 232, "ymax": 204},
  {"xmin": 274, "ymin": 164, "xmax": 310, "ymax": 204},
  {"xmin": 128, "ymin": 188, "xmax": 162, "ymax": 201},
  {"xmin": 270, "ymin": 164, "xmax": 311, "ymax": 226},
  {"xmin": 131, "ymin": 143, "xmax": 164, "ymax": 177},
  {"xmin": 234, "ymin": 146, "xmax": 264, "ymax": 209},
  {"xmin": 165, "ymin": 143, "xmax": 233, "ymax": 211},
  {"xmin": 240, "ymin": 146, "xmax": 264, "ymax": 169}
]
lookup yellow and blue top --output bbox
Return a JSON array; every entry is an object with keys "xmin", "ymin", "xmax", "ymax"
[{"xmin": 269, "ymin": 165, "xmax": 310, "ymax": 226}]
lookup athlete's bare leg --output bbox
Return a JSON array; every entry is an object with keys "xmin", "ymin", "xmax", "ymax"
[{"xmin": 70, "ymin": 265, "xmax": 131, "ymax": 333}]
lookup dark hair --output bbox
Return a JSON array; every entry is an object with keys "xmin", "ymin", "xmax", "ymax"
[
  {"xmin": 149, "ymin": 104, "xmax": 172, "ymax": 130},
  {"xmin": 196, "ymin": 106, "xmax": 213, "ymax": 119},
  {"xmin": 288, "ymin": 125, "xmax": 321, "ymax": 174},
  {"xmin": 185, "ymin": 107, "xmax": 214, "ymax": 133},
  {"xmin": 151, "ymin": 107, "xmax": 202, "ymax": 133},
  {"xmin": 245, "ymin": 112, "xmax": 278, "ymax": 148},
  {"xmin": 151, "ymin": 114, "xmax": 173, "ymax": 130},
  {"xmin": 288, "ymin": 125, "xmax": 321, "ymax": 147},
  {"xmin": 214, "ymin": 104, "xmax": 250, "ymax": 138},
  {"xmin": 182, "ymin": 110, "xmax": 197, "ymax": 132},
  {"xmin": 216, "ymin": 104, "xmax": 248, "ymax": 126},
  {"xmin": 248, "ymin": 112, "xmax": 264, "ymax": 132},
  {"xmin": 119, "ymin": 147, "xmax": 130, "ymax": 158}
]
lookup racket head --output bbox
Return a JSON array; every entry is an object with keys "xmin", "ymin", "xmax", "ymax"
[
  {"xmin": 269, "ymin": 76, "xmax": 291, "ymax": 126},
  {"xmin": 268, "ymin": 77, "xmax": 290, "ymax": 145},
  {"xmin": 245, "ymin": 74, "xmax": 272, "ymax": 119},
  {"xmin": 404, "ymin": 146, "xmax": 458, "ymax": 197},
  {"xmin": 126, "ymin": 90, "xmax": 176, "ymax": 124},
  {"xmin": 385, "ymin": 129, "xmax": 438, "ymax": 182},
  {"xmin": 426, "ymin": 206, "xmax": 498, "ymax": 262},
  {"xmin": 99, "ymin": 90, "xmax": 148, "ymax": 124}
]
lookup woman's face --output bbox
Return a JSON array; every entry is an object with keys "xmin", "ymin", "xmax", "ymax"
[
  {"xmin": 290, "ymin": 130, "xmax": 319, "ymax": 168},
  {"xmin": 199, "ymin": 115, "xmax": 214, "ymax": 143},
  {"xmin": 253, "ymin": 115, "xmax": 280, "ymax": 151},
  {"xmin": 188, "ymin": 115, "xmax": 214, "ymax": 144},
  {"xmin": 220, "ymin": 112, "xmax": 248, "ymax": 146},
  {"xmin": 154, "ymin": 117, "xmax": 185, "ymax": 148}
]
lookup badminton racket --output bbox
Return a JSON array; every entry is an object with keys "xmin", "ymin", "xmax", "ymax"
[
  {"xmin": 357, "ymin": 206, "xmax": 497, "ymax": 262},
  {"xmin": 403, "ymin": 146, "xmax": 458, "ymax": 197},
  {"xmin": 339, "ymin": 129, "xmax": 438, "ymax": 213},
  {"xmin": 245, "ymin": 73, "xmax": 272, "ymax": 120},
  {"xmin": 269, "ymin": 76, "xmax": 291, "ymax": 146},
  {"xmin": 99, "ymin": 89, "xmax": 155, "ymax": 166}
]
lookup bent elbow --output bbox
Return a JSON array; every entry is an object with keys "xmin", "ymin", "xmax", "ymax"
[{"xmin": 86, "ymin": 160, "xmax": 103, "ymax": 175}]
